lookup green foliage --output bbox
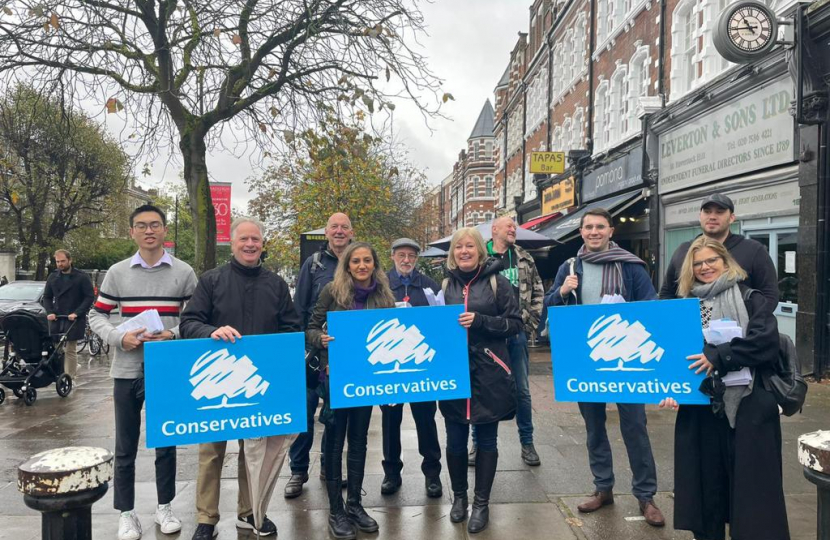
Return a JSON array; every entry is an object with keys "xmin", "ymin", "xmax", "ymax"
[
  {"xmin": 0, "ymin": 84, "xmax": 130, "ymax": 278},
  {"xmin": 64, "ymin": 228, "xmax": 136, "ymax": 270},
  {"xmin": 247, "ymin": 116, "xmax": 430, "ymax": 275}
]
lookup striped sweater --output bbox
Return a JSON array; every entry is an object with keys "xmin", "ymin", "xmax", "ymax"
[{"xmin": 88, "ymin": 254, "xmax": 198, "ymax": 379}]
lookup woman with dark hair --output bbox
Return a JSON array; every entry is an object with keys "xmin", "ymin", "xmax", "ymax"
[
  {"xmin": 660, "ymin": 236, "xmax": 789, "ymax": 540},
  {"xmin": 440, "ymin": 227, "xmax": 522, "ymax": 534},
  {"xmin": 306, "ymin": 242, "xmax": 396, "ymax": 540}
]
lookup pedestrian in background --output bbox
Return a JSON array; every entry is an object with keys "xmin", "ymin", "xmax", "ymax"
[
  {"xmin": 180, "ymin": 217, "xmax": 301, "ymax": 540},
  {"xmin": 660, "ymin": 236, "xmax": 789, "ymax": 540},
  {"xmin": 380, "ymin": 238, "xmax": 443, "ymax": 498},
  {"xmin": 42, "ymin": 249, "xmax": 94, "ymax": 381},
  {"xmin": 306, "ymin": 241, "xmax": 396, "ymax": 540},
  {"xmin": 440, "ymin": 227, "xmax": 521, "ymax": 534},
  {"xmin": 89, "ymin": 204, "xmax": 198, "ymax": 540}
]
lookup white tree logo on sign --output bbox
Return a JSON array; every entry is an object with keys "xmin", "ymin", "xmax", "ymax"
[
  {"xmin": 365, "ymin": 319, "xmax": 436, "ymax": 374},
  {"xmin": 587, "ymin": 314, "xmax": 664, "ymax": 371},
  {"xmin": 189, "ymin": 349, "xmax": 270, "ymax": 410}
]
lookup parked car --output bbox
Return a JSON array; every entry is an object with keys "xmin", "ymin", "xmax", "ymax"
[{"xmin": 0, "ymin": 281, "xmax": 46, "ymax": 341}]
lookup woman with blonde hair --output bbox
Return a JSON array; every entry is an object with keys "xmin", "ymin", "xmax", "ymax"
[
  {"xmin": 439, "ymin": 227, "xmax": 521, "ymax": 534},
  {"xmin": 306, "ymin": 242, "xmax": 395, "ymax": 540},
  {"xmin": 660, "ymin": 236, "xmax": 789, "ymax": 540}
]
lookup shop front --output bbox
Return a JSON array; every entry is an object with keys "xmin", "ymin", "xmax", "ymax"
[{"xmin": 655, "ymin": 73, "xmax": 799, "ymax": 340}]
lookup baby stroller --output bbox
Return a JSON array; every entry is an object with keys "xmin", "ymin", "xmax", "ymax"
[{"xmin": 0, "ymin": 310, "xmax": 75, "ymax": 406}]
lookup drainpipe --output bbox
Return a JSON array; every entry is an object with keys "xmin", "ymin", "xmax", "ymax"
[
  {"xmin": 658, "ymin": 0, "xmax": 667, "ymax": 106},
  {"xmin": 587, "ymin": 0, "xmax": 597, "ymax": 150}
]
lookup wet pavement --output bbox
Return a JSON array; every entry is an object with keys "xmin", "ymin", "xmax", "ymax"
[{"xmin": 0, "ymin": 347, "xmax": 825, "ymax": 540}]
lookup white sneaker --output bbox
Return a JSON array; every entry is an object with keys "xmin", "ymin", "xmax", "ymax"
[
  {"xmin": 118, "ymin": 510, "xmax": 142, "ymax": 540},
  {"xmin": 154, "ymin": 503, "xmax": 182, "ymax": 534}
]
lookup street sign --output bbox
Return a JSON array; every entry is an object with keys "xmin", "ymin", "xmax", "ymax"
[
  {"xmin": 548, "ymin": 299, "xmax": 709, "ymax": 405},
  {"xmin": 530, "ymin": 151, "xmax": 566, "ymax": 174},
  {"xmin": 327, "ymin": 305, "xmax": 471, "ymax": 409},
  {"xmin": 541, "ymin": 177, "xmax": 576, "ymax": 215}
]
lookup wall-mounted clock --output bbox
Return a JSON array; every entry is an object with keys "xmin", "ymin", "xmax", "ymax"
[{"xmin": 713, "ymin": 1, "xmax": 778, "ymax": 63}]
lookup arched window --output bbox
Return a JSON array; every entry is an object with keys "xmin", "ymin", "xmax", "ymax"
[
  {"xmin": 572, "ymin": 108, "xmax": 585, "ymax": 150},
  {"xmin": 611, "ymin": 64, "xmax": 629, "ymax": 140},
  {"xmin": 552, "ymin": 125, "xmax": 564, "ymax": 152},
  {"xmin": 562, "ymin": 117, "xmax": 573, "ymax": 152},
  {"xmin": 627, "ymin": 45, "xmax": 650, "ymax": 136},
  {"xmin": 594, "ymin": 80, "xmax": 611, "ymax": 151},
  {"xmin": 563, "ymin": 30, "xmax": 574, "ymax": 84}
]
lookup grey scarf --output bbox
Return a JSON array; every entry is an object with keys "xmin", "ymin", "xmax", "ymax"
[{"xmin": 690, "ymin": 274, "xmax": 752, "ymax": 428}]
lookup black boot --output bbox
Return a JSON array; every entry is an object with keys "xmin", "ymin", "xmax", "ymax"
[
  {"xmin": 446, "ymin": 452, "xmax": 468, "ymax": 523},
  {"xmin": 327, "ymin": 479, "xmax": 356, "ymax": 540},
  {"xmin": 345, "ymin": 453, "xmax": 379, "ymax": 533},
  {"xmin": 468, "ymin": 449, "xmax": 498, "ymax": 534}
]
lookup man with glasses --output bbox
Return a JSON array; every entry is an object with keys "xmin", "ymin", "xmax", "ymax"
[
  {"xmin": 545, "ymin": 208, "xmax": 665, "ymax": 527},
  {"xmin": 660, "ymin": 193, "xmax": 778, "ymax": 312},
  {"xmin": 285, "ymin": 212, "xmax": 354, "ymax": 498},
  {"xmin": 379, "ymin": 238, "xmax": 443, "ymax": 498},
  {"xmin": 89, "ymin": 204, "xmax": 198, "ymax": 540}
]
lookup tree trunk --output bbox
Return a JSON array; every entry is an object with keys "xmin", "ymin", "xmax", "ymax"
[{"xmin": 180, "ymin": 125, "xmax": 216, "ymax": 274}]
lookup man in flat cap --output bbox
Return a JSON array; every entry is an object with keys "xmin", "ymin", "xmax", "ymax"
[
  {"xmin": 379, "ymin": 238, "xmax": 444, "ymax": 498},
  {"xmin": 660, "ymin": 193, "xmax": 779, "ymax": 312}
]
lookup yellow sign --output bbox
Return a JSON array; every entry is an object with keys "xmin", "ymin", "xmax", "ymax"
[
  {"xmin": 541, "ymin": 177, "xmax": 576, "ymax": 215},
  {"xmin": 530, "ymin": 151, "xmax": 566, "ymax": 174}
]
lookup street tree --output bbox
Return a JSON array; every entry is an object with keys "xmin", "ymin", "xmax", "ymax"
[
  {"xmin": 0, "ymin": 84, "xmax": 130, "ymax": 279},
  {"xmin": 0, "ymin": 1, "xmax": 443, "ymax": 273},
  {"xmin": 247, "ymin": 114, "xmax": 429, "ymax": 273}
]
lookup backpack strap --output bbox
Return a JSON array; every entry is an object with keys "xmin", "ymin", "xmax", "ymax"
[
  {"xmin": 310, "ymin": 250, "xmax": 324, "ymax": 275},
  {"xmin": 441, "ymin": 277, "xmax": 449, "ymax": 295}
]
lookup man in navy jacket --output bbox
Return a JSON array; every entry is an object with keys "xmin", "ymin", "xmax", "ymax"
[
  {"xmin": 380, "ymin": 238, "xmax": 443, "ymax": 498},
  {"xmin": 546, "ymin": 208, "xmax": 664, "ymax": 528}
]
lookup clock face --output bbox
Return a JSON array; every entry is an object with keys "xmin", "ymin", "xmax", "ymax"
[{"xmin": 727, "ymin": 5, "xmax": 773, "ymax": 52}]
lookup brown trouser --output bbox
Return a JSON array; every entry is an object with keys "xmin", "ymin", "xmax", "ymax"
[
  {"xmin": 195, "ymin": 436, "xmax": 293, "ymax": 525},
  {"xmin": 63, "ymin": 341, "xmax": 77, "ymax": 378}
]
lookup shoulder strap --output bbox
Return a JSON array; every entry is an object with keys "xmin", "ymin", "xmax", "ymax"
[
  {"xmin": 310, "ymin": 250, "xmax": 324, "ymax": 274},
  {"xmin": 490, "ymin": 274, "xmax": 498, "ymax": 297},
  {"xmin": 742, "ymin": 287, "xmax": 759, "ymax": 302},
  {"xmin": 442, "ymin": 277, "xmax": 449, "ymax": 295}
]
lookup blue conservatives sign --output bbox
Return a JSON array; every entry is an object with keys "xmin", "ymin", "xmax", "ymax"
[
  {"xmin": 327, "ymin": 305, "xmax": 471, "ymax": 409},
  {"xmin": 144, "ymin": 333, "xmax": 307, "ymax": 448},
  {"xmin": 549, "ymin": 299, "xmax": 709, "ymax": 405}
]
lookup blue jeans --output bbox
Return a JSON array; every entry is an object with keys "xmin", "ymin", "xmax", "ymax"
[
  {"xmin": 473, "ymin": 330, "xmax": 533, "ymax": 447},
  {"xmin": 288, "ymin": 387, "xmax": 322, "ymax": 474},
  {"xmin": 578, "ymin": 402, "xmax": 658, "ymax": 501},
  {"xmin": 446, "ymin": 419, "xmax": 498, "ymax": 454}
]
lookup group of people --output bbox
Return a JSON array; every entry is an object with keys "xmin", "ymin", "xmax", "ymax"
[{"xmin": 42, "ymin": 188, "xmax": 788, "ymax": 540}]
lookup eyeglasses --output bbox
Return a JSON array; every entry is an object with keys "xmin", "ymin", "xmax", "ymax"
[
  {"xmin": 692, "ymin": 256, "xmax": 722, "ymax": 269},
  {"xmin": 132, "ymin": 221, "xmax": 164, "ymax": 232},
  {"xmin": 394, "ymin": 253, "xmax": 417, "ymax": 260}
]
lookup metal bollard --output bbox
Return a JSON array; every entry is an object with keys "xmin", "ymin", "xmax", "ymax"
[
  {"xmin": 18, "ymin": 447, "xmax": 113, "ymax": 540},
  {"xmin": 799, "ymin": 430, "xmax": 830, "ymax": 540}
]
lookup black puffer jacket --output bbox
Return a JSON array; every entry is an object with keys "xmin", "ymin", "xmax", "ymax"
[
  {"xmin": 180, "ymin": 259, "xmax": 301, "ymax": 338},
  {"xmin": 438, "ymin": 258, "xmax": 522, "ymax": 424}
]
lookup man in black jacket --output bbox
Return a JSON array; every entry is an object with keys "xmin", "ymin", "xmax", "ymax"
[
  {"xmin": 379, "ymin": 238, "xmax": 443, "ymax": 498},
  {"xmin": 180, "ymin": 217, "xmax": 301, "ymax": 540},
  {"xmin": 285, "ymin": 212, "xmax": 353, "ymax": 498},
  {"xmin": 660, "ymin": 193, "xmax": 779, "ymax": 312},
  {"xmin": 42, "ymin": 249, "xmax": 94, "ymax": 380}
]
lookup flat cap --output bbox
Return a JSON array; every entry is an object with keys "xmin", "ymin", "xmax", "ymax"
[
  {"xmin": 391, "ymin": 237, "xmax": 421, "ymax": 252},
  {"xmin": 700, "ymin": 193, "xmax": 734, "ymax": 212}
]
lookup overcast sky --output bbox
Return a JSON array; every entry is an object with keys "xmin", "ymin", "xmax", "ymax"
[{"xmin": 115, "ymin": 1, "xmax": 529, "ymax": 211}]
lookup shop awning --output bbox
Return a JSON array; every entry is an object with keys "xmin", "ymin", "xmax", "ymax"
[
  {"xmin": 537, "ymin": 191, "xmax": 644, "ymax": 242},
  {"xmin": 520, "ymin": 213, "xmax": 560, "ymax": 230},
  {"xmin": 428, "ymin": 219, "xmax": 556, "ymax": 250},
  {"xmin": 419, "ymin": 246, "xmax": 447, "ymax": 258}
]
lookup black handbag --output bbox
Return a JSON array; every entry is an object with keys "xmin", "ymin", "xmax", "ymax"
[{"xmin": 761, "ymin": 333, "xmax": 807, "ymax": 416}]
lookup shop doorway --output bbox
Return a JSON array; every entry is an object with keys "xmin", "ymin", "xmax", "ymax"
[{"xmin": 744, "ymin": 228, "xmax": 798, "ymax": 341}]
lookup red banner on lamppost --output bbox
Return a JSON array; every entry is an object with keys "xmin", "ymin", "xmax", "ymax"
[{"xmin": 209, "ymin": 182, "xmax": 232, "ymax": 244}]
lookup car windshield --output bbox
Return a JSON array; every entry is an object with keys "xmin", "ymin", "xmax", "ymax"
[{"xmin": 0, "ymin": 283, "xmax": 44, "ymax": 301}]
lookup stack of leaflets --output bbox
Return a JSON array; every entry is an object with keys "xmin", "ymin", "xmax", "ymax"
[{"xmin": 704, "ymin": 318, "xmax": 752, "ymax": 387}]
